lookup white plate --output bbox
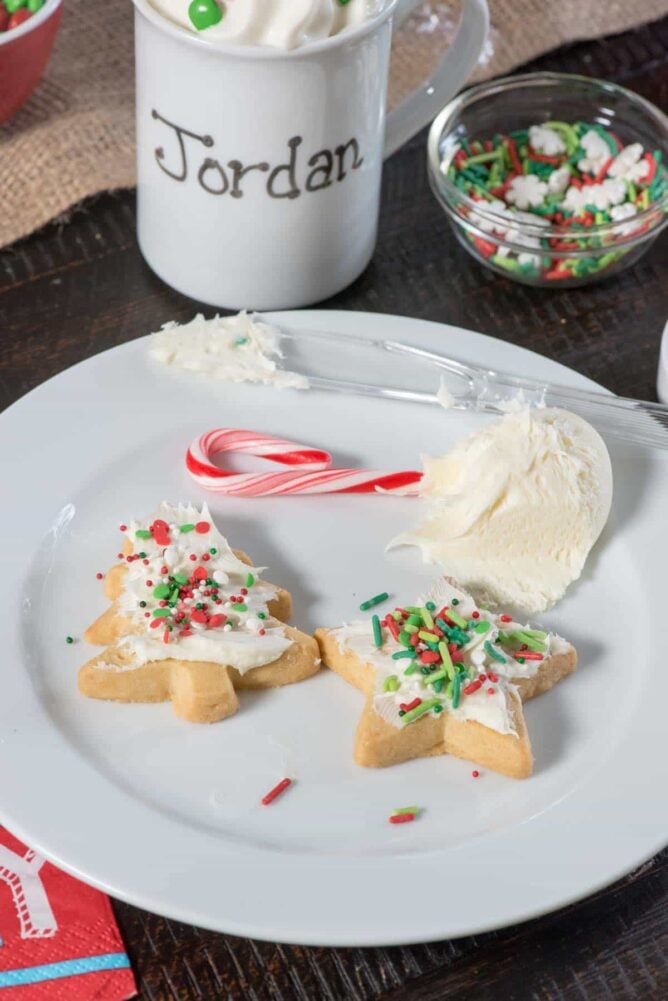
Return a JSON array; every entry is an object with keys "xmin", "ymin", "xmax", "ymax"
[{"xmin": 1, "ymin": 311, "xmax": 666, "ymax": 947}]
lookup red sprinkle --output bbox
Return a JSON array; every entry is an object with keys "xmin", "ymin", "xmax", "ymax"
[
  {"xmin": 193, "ymin": 567, "xmax": 208, "ymax": 581},
  {"xmin": 261, "ymin": 777, "xmax": 292, "ymax": 806},
  {"xmin": 478, "ymin": 673, "xmax": 487, "ymax": 682},
  {"xmin": 515, "ymin": 651, "xmax": 544, "ymax": 661},
  {"xmin": 195, "ymin": 521, "xmax": 210, "ymax": 534},
  {"xmin": 472, "ymin": 770, "xmax": 480, "ymax": 778},
  {"xmin": 259, "ymin": 628, "xmax": 266, "ymax": 636},
  {"xmin": 119, "ymin": 525, "xmax": 127, "ymax": 532},
  {"xmin": 189, "ymin": 554, "xmax": 197, "ymax": 561},
  {"xmin": 463, "ymin": 680, "xmax": 483, "ymax": 695},
  {"xmin": 389, "ymin": 813, "xmax": 415, "ymax": 825},
  {"xmin": 420, "ymin": 651, "xmax": 441, "ymax": 665},
  {"xmin": 487, "ymin": 687, "xmax": 495, "ymax": 695},
  {"xmin": 499, "ymin": 614, "xmax": 512, "ymax": 623},
  {"xmin": 190, "ymin": 609, "xmax": 208, "ymax": 624},
  {"xmin": 96, "ymin": 572, "xmax": 104, "ymax": 580},
  {"xmin": 150, "ymin": 619, "xmax": 162, "ymax": 630},
  {"xmin": 146, "ymin": 580, "xmax": 153, "ymax": 587},
  {"xmin": 163, "ymin": 629, "xmax": 171, "ymax": 644},
  {"xmin": 401, "ymin": 698, "xmax": 422, "ymax": 713},
  {"xmin": 386, "ymin": 619, "xmax": 400, "ymax": 641},
  {"xmin": 160, "ymin": 566, "xmax": 168, "ymax": 574},
  {"xmin": 117, "ymin": 552, "xmax": 124, "ymax": 559},
  {"xmin": 472, "ymin": 611, "xmax": 480, "ymax": 619},
  {"xmin": 207, "ymin": 614, "xmax": 226, "ymax": 628},
  {"xmin": 488, "ymin": 672, "xmax": 499, "ymax": 683}
]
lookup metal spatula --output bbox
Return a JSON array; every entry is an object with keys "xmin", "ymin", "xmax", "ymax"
[{"xmin": 276, "ymin": 324, "xmax": 668, "ymax": 451}]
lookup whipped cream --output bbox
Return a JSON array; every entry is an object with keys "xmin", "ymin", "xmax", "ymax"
[
  {"xmin": 332, "ymin": 579, "xmax": 572, "ymax": 735},
  {"xmin": 110, "ymin": 502, "xmax": 293, "ymax": 674},
  {"xmin": 389, "ymin": 409, "xmax": 613, "ymax": 615},
  {"xmin": 151, "ymin": 0, "xmax": 381, "ymax": 49},
  {"xmin": 149, "ymin": 312, "xmax": 308, "ymax": 390}
]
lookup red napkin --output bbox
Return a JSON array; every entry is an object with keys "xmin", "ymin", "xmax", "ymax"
[{"xmin": 0, "ymin": 828, "xmax": 136, "ymax": 999}]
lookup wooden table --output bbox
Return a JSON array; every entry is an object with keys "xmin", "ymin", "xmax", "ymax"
[{"xmin": 1, "ymin": 15, "xmax": 667, "ymax": 1001}]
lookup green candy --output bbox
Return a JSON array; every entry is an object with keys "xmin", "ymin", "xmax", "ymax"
[
  {"xmin": 153, "ymin": 583, "xmax": 171, "ymax": 599},
  {"xmin": 173, "ymin": 573, "xmax": 189, "ymax": 585},
  {"xmin": 152, "ymin": 608, "xmax": 171, "ymax": 619},
  {"xmin": 135, "ymin": 529, "xmax": 152, "ymax": 540},
  {"xmin": 179, "ymin": 523, "xmax": 196, "ymax": 533},
  {"xmin": 5, "ymin": 0, "xmax": 27, "ymax": 11},
  {"xmin": 188, "ymin": 0, "xmax": 223, "ymax": 30}
]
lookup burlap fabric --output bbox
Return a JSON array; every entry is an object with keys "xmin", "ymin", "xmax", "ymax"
[{"xmin": 1, "ymin": 0, "xmax": 667, "ymax": 248}]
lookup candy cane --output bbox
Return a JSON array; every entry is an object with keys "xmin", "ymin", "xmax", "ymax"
[{"xmin": 186, "ymin": 428, "xmax": 422, "ymax": 497}]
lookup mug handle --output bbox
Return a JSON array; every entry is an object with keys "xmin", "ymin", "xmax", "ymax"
[{"xmin": 384, "ymin": 0, "xmax": 490, "ymax": 159}]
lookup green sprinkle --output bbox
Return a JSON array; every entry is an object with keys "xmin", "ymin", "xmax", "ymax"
[
  {"xmin": 407, "ymin": 615, "xmax": 422, "ymax": 626},
  {"xmin": 521, "ymin": 629, "xmax": 547, "ymax": 640},
  {"xmin": 398, "ymin": 631, "xmax": 413, "ymax": 647},
  {"xmin": 65, "ymin": 635, "xmax": 74, "ymax": 644},
  {"xmin": 451, "ymin": 598, "xmax": 459, "ymax": 606},
  {"xmin": 139, "ymin": 600, "xmax": 147, "ymax": 608},
  {"xmin": 403, "ymin": 624, "xmax": 419, "ymax": 634},
  {"xmin": 258, "ymin": 612, "xmax": 266, "ymax": 620},
  {"xmin": 425, "ymin": 669, "xmax": 448, "ymax": 684},
  {"xmin": 425, "ymin": 601, "xmax": 436, "ymax": 612},
  {"xmin": 401, "ymin": 699, "xmax": 440, "ymax": 724},
  {"xmin": 421, "ymin": 608, "xmax": 434, "ymax": 630},
  {"xmin": 210, "ymin": 547, "xmax": 218, "ymax": 555},
  {"xmin": 393, "ymin": 806, "xmax": 420, "ymax": 816},
  {"xmin": 484, "ymin": 640, "xmax": 507, "ymax": 664},
  {"xmin": 474, "ymin": 620, "xmax": 491, "ymax": 634},
  {"xmin": 513, "ymin": 631, "xmax": 546, "ymax": 652},
  {"xmin": 138, "ymin": 552, "xmax": 147, "ymax": 559},
  {"xmin": 438, "ymin": 642, "xmax": 454, "ymax": 672},
  {"xmin": 383, "ymin": 674, "xmax": 399, "ymax": 692},
  {"xmin": 392, "ymin": 650, "xmax": 414, "ymax": 660},
  {"xmin": 246, "ymin": 572, "xmax": 255, "ymax": 588},
  {"xmin": 135, "ymin": 529, "xmax": 152, "ymax": 539},
  {"xmin": 433, "ymin": 704, "xmax": 444, "ymax": 714},
  {"xmin": 232, "ymin": 603, "xmax": 247, "ymax": 612},
  {"xmin": 173, "ymin": 573, "xmax": 189, "ymax": 585},
  {"xmin": 179, "ymin": 523, "xmax": 195, "ymax": 533},
  {"xmin": 234, "ymin": 336, "xmax": 249, "ymax": 347},
  {"xmin": 445, "ymin": 608, "xmax": 467, "ymax": 630},
  {"xmin": 404, "ymin": 664, "xmax": 420, "ymax": 675},
  {"xmin": 372, "ymin": 614, "xmax": 383, "ymax": 649},
  {"xmin": 517, "ymin": 656, "xmax": 526, "ymax": 664},
  {"xmin": 359, "ymin": 592, "xmax": 389, "ymax": 611},
  {"xmin": 452, "ymin": 672, "xmax": 461, "ymax": 709},
  {"xmin": 152, "ymin": 608, "xmax": 171, "ymax": 618},
  {"xmin": 153, "ymin": 583, "xmax": 170, "ymax": 599},
  {"xmin": 544, "ymin": 120, "xmax": 579, "ymax": 154},
  {"xmin": 418, "ymin": 630, "xmax": 439, "ymax": 643},
  {"xmin": 433, "ymin": 679, "xmax": 444, "ymax": 694}
]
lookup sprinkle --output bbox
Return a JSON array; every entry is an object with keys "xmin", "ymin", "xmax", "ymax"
[
  {"xmin": 499, "ymin": 614, "xmax": 513, "ymax": 623},
  {"xmin": 421, "ymin": 608, "xmax": 434, "ymax": 630},
  {"xmin": 232, "ymin": 603, "xmax": 248, "ymax": 612},
  {"xmin": 119, "ymin": 524, "xmax": 127, "ymax": 532},
  {"xmin": 452, "ymin": 671, "xmax": 461, "ymax": 709},
  {"xmin": 512, "ymin": 631, "xmax": 546, "ymax": 652},
  {"xmin": 383, "ymin": 674, "xmax": 400, "ymax": 692},
  {"xmin": 463, "ymin": 680, "xmax": 483, "ymax": 695},
  {"xmin": 180, "ymin": 524, "xmax": 195, "ymax": 533},
  {"xmin": 96, "ymin": 572, "xmax": 104, "ymax": 580},
  {"xmin": 438, "ymin": 642, "xmax": 454, "ymax": 672},
  {"xmin": 393, "ymin": 806, "xmax": 420, "ymax": 816},
  {"xmin": 420, "ymin": 651, "xmax": 441, "ymax": 665},
  {"xmin": 195, "ymin": 521, "xmax": 210, "ymax": 534},
  {"xmin": 401, "ymin": 699, "xmax": 440, "ymax": 724},
  {"xmin": 392, "ymin": 650, "xmax": 415, "ymax": 660},
  {"xmin": 487, "ymin": 687, "xmax": 495, "ymax": 695},
  {"xmin": 474, "ymin": 620, "xmax": 491, "ymax": 634},
  {"xmin": 444, "ymin": 608, "xmax": 468, "ymax": 630},
  {"xmin": 515, "ymin": 651, "xmax": 544, "ymax": 661},
  {"xmin": 65, "ymin": 635, "xmax": 74, "ymax": 644},
  {"xmin": 472, "ymin": 770, "xmax": 480, "ymax": 778},
  {"xmin": 246, "ymin": 572, "xmax": 255, "ymax": 588},
  {"xmin": 261, "ymin": 777, "xmax": 292, "ymax": 805},
  {"xmin": 389, "ymin": 812, "xmax": 416, "ymax": 824},
  {"xmin": 135, "ymin": 529, "xmax": 152, "ymax": 539},
  {"xmin": 359, "ymin": 592, "xmax": 389, "ymax": 611},
  {"xmin": 418, "ymin": 630, "xmax": 439, "ymax": 643},
  {"xmin": 425, "ymin": 668, "xmax": 448, "ymax": 684},
  {"xmin": 372, "ymin": 614, "xmax": 383, "ymax": 648},
  {"xmin": 401, "ymin": 698, "xmax": 422, "ymax": 713},
  {"xmin": 484, "ymin": 640, "xmax": 507, "ymax": 663}
]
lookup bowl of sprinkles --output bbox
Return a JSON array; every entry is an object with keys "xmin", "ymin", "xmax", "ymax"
[
  {"xmin": 428, "ymin": 72, "xmax": 668, "ymax": 286},
  {"xmin": 0, "ymin": 0, "xmax": 62, "ymax": 124}
]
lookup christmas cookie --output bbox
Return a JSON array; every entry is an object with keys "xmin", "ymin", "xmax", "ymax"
[
  {"xmin": 315, "ymin": 579, "xmax": 576, "ymax": 778},
  {"xmin": 79, "ymin": 503, "xmax": 320, "ymax": 722}
]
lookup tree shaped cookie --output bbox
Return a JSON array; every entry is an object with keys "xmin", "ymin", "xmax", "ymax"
[
  {"xmin": 80, "ymin": 503, "xmax": 319, "ymax": 722},
  {"xmin": 315, "ymin": 580, "xmax": 576, "ymax": 778}
]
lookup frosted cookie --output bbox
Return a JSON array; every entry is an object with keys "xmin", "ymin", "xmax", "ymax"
[
  {"xmin": 315, "ymin": 579, "xmax": 576, "ymax": 778},
  {"xmin": 79, "ymin": 503, "xmax": 320, "ymax": 722}
]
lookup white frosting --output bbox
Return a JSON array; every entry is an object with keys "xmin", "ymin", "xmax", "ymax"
[
  {"xmin": 151, "ymin": 0, "xmax": 382, "ymax": 49},
  {"xmin": 389, "ymin": 409, "xmax": 613, "ymax": 615},
  {"xmin": 332, "ymin": 579, "xmax": 572, "ymax": 735},
  {"xmin": 115, "ymin": 501, "xmax": 292, "ymax": 673},
  {"xmin": 149, "ymin": 312, "xmax": 308, "ymax": 390}
]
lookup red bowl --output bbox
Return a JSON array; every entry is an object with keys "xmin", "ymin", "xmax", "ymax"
[{"xmin": 0, "ymin": 0, "xmax": 62, "ymax": 124}]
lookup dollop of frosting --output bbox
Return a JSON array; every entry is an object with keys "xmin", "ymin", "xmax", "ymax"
[
  {"xmin": 114, "ymin": 502, "xmax": 292, "ymax": 673},
  {"xmin": 151, "ymin": 0, "xmax": 382, "ymax": 50},
  {"xmin": 332, "ymin": 579, "xmax": 572, "ymax": 735},
  {"xmin": 149, "ymin": 312, "xmax": 308, "ymax": 390},
  {"xmin": 389, "ymin": 409, "xmax": 613, "ymax": 615}
]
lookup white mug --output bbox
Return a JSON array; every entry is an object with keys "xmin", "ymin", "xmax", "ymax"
[{"xmin": 133, "ymin": 0, "xmax": 489, "ymax": 309}]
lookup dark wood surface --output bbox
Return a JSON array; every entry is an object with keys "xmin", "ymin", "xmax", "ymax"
[{"xmin": 2, "ymin": 14, "xmax": 668, "ymax": 1001}]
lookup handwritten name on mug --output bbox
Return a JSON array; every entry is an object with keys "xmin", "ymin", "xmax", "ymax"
[{"xmin": 151, "ymin": 109, "xmax": 365, "ymax": 199}]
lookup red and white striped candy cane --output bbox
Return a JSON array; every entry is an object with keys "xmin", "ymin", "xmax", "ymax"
[{"xmin": 186, "ymin": 428, "xmax": 422, "ymax": 497}]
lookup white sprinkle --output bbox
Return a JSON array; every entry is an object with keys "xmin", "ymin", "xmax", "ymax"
[{"xmin": 528, "ymin": 124, "xmax": 566, "ymax": 156}]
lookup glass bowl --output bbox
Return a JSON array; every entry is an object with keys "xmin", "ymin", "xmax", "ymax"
[{"xmin": 427, "ymin": 72, "xmax": 668, "ymax": 287}]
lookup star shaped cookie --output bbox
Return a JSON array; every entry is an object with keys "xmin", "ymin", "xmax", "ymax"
[
  {"xmin": 316, "ymin": 580, "xmax": 576, "ymax": 778},
  {"xmin": 80, "ymin": 503, "xmax": 320, "ymax": 723}
]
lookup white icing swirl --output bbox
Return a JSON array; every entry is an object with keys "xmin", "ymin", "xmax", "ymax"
[
  {"xmin": 115, "ymin": 501, "xmax": 292, "ymax": 673},
  {"xmin": 149, "ymin": 312, "xmax": 308, "ymax": 390},
  {"xmin": 150, "ymin": 0, "xmax": 382, "ymax": 50}
]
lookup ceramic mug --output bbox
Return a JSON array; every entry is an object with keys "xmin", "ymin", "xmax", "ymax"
[{"xmin": 133, "ymin": 0, "xmax": 489, "ymax": 309}]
